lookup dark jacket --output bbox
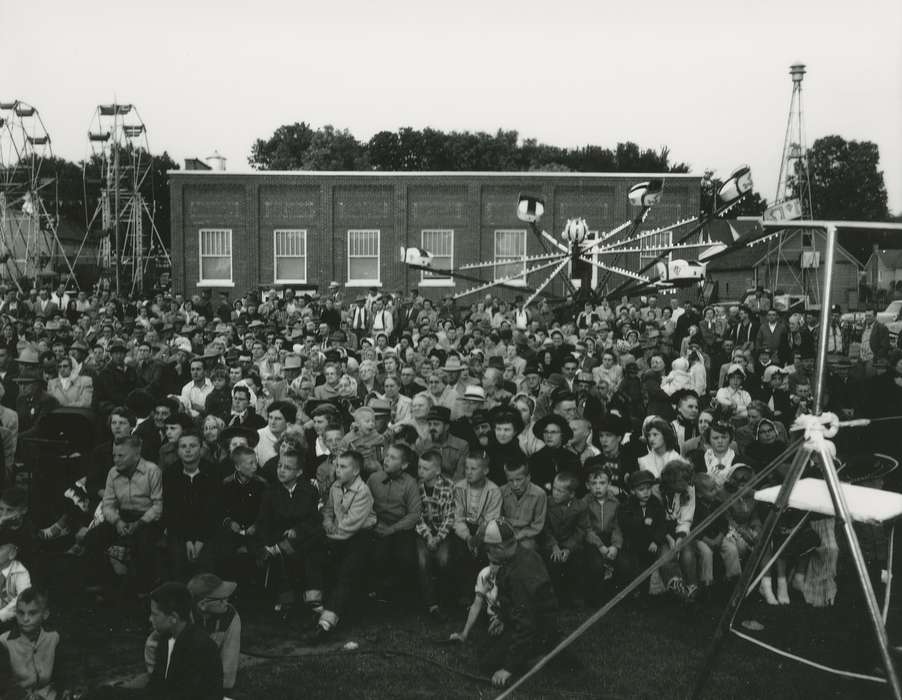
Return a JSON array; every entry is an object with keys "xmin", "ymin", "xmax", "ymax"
[
  {"xmin": 254, "ymin": 480, "xmax": 323, "ymax": 553},
  {"xmin": 134, "ymin": 360, "xmax": 164, "ymax": 395},
  {"xmin": 543, "ymin": 496, "xmax": 588, "ymax": 552},
  {"xmin": 868, "ymin": 321, "xmax": 892, "ymax": 360},
  {"xmin": 496, "ymin": 546, "xmax": 559, "ymax": 674},
  {"xmin": 528, "ymin": 446, "xmax": 581, "ymax": 492},
  {"xmin": 134, "ymin": 420, "xmax": 166, "ymax": 462},
  {"xmin": 94, "ymin": 363, "xmax": 137, "ymax": 414},
  {"xmin": 205, "ymin": 387, "xmax": 233, "ymax": 422},
  {"xmin": 220, "ymin": 473, "xmax": 268, "ymax": 530},
  {"xmin": 163, "ymin": 463, "xmax": 222, "ymax": 542},
  {"xmin": 618, "ymin": 494, "xmax": 667, "ymax": 552},
  {"xmin": 148, "ymin": 623, "xmax": 222, "ymax": 700}
]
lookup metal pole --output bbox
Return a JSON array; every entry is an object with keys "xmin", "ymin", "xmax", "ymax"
[
  {"xmin": 817, "ymin": 443, "xmax": 902, "ymax": 699},
  {"xmin": 691, "ymin": 445, "xmax": 811, "ymax": 699},
  {"xmin": 113, "ymin": 106, "xmax": 121, "ymax": 297},
  {"xmin": 813, "ymin": 224, "xmax": 837, "ymax": 413}
]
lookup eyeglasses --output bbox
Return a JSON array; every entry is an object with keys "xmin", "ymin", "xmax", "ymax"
[{"xmin": 543, "ymin": 429, "xmax": 562, "ymax": 435}]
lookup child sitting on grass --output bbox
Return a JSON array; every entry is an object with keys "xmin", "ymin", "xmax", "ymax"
[
  {"xmin": 0, "ymin": 588, "xmax": 74, "ymax": 700},
  {"xmin": 541, "ymin": 472, "xmax": 587, "ymax": 605},
  {"xmin": 659, "ymin": 459, "xmax": 698, "ymax": 602},
  {"xmin": 449, "ymin": 563, "xmax": 501, "ymax": 643},
  {"xmin": 145, "ymin": 573, "xmax": 241, "ymax": 693},
  {"xmin": 583, "ymin": 468, "xmax": 624, "ymax": 605},
  {"xmin": 692, "ymin": 473, "xmax": 727, "ymax": 591},
  {"xmin": 0, "ymin": 541, "xmax": 31, "ymax": 629},
  {"xmin": 719, "ymin": 464, "xmax": 769, "ymax": 599}
]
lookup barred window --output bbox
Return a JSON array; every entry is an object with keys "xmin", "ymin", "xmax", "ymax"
[
  {"xmin": 348, "ymin": 229, "xmax": 380, "ymax": 285},
  {"xmin": 274, "ymin": 229, "xmax": 307, "ymax": 283},
  {"xmin": 421, "ymin": 229, "xmax": 453, "ymax": 284},
  {"xmin": 199, "ymin": 229, "xmax": 232, "ymax": 284},
  {"xmin": 494, "ymin": 229, "xmax": 527, "ymax": 284}
]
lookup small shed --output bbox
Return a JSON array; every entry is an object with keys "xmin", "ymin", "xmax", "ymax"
[{"xmin": 864, "ymin": 249, "xmax": 902, "ymax": 290}]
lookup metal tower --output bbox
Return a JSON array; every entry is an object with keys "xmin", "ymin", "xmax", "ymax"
[
  {"xmin": 767, "ymin": 63, "xmax": 819, "ymax": 303},
  {"xmin": 775, "ymin": 63, "xmax": 814, "ymax": 216}
]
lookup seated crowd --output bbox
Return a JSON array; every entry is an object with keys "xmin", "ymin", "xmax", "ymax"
[{"xmin": 0, "ymin": 282, "xmax": 900, "ymax": 697}]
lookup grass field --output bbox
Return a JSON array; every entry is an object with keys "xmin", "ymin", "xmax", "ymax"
[{"xmin": 62, "ymin": 568, "xmax": 886, "ymax": 700}]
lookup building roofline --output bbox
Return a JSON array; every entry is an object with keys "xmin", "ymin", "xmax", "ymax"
[{"xmin": 167, "ymin": 169, "xmax": 701, "ymax": 179}]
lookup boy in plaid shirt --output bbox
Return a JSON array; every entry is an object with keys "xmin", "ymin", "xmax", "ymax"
[{"xmin": 415, "ymin": 450, "xmax": 455, "ymax": 621}]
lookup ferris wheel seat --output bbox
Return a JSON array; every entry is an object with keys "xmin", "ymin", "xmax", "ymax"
[
  {"xmin": 89, "ymin": 132, "xmax": 111, "ymax": 142},
  {"xmin": 123, "ymin": 125, "xmax": 146, "ymax": 137},
  {"xmin": 0, "ymin": 102, "xmax": 17, "ymax": 110},
  {"xmin": 26, "ymin": 136, "xmax": 49, "ymax": 146},
  {"xmin": 99, "ymin": 104, "xmax": 133, "ymax": 116},
  {"xmin": 14, "ymin": 105, "xmax": 35, "ymax": 118}
]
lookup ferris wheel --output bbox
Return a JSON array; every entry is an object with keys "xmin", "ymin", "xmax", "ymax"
[
  {"xmin": 0, "ymin": 100, "xmax": 76, "ymax": 290},
  {"xmin": 403, "ymin": 166, "xmax": 755, "ymax": 308},
  {"xmin": 75, "ymin": 102, "xmax": 170, "ymax": 296}
]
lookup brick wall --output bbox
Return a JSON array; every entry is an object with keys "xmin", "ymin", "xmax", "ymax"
[{"xmin": 170, "ymin": 172, "xmax": 701, "ymax": 301}]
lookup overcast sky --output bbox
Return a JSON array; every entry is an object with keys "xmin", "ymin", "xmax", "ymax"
[{"xmin": 5, "ymin": 0, "xmax": 901, "ymax": 212}]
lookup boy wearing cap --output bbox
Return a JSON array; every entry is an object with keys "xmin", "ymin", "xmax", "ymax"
[
  {"xmin": 617, "ymin": 470, "xmax": 668, "ymax": 590},
  {"xmin": 479, "ymin": 519, "xmax": 559, "ymax": 689}
]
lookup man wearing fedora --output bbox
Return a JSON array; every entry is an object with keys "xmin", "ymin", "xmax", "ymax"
[
  {"xmin": 441, "ymin": 355, "xmax": 473, "ymax": 398},
  {"xmin": 415, "ymin": 406, "xmax": 469, "ymax": 481}
]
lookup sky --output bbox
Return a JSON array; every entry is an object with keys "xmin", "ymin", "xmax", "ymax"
[{"xmin": 4, "ymin": 0, "xmax": 902, "ymax": 213}]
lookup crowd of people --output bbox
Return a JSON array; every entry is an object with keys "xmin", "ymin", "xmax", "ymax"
[{"xmin": 0, "ymin": 280, "xmax": 901, "ymax": 698}]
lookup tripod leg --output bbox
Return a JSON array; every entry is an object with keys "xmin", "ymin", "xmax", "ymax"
[
  {"xmin": 817, "ymin": 445, "xmax": 902, "ymax": 700},
  {"xmin": 691, "ymin": 446, "xmax": 810, "ymax": 699}
]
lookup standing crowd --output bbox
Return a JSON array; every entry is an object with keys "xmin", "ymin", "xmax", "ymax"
[{"xmin": 0, "ymin": 281, "xmax": 901, "ymax": 697}]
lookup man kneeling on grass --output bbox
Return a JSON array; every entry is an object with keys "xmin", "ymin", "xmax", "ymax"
[{"xmin": 478, "ymin": 519, "xmax": 559, "ymax": 689}]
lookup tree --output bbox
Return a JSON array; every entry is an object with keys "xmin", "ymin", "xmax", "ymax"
[
  {"xmin": 249, "ymin": 122, "xmax": 317, "ymax": 170},
  {"xmin": 253, "ymin": 122, "xmax": 692, "ymax": 174},
  {"xmin": 806, "ymin": 135, "xmax": 889, "ymax": 221}
]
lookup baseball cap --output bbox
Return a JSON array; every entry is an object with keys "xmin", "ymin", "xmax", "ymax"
[{"xmin": 187, "ymin": 573, "xmax": 237, "ymax": 600}]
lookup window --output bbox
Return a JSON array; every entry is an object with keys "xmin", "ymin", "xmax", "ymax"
[
  {"xmin": 347, "ymin": 229, "xmax": 380, "ymax": 285},
  {"xmin": 274, "ymin": 229, "xmax": 307, "ymax": 283},
  {"xmin": 494, "ymin": 229, "xmax": 527, "ymax": 284},
  {"xmin": 199, "ymin": 229, "xmax": 233, "ymax": 285},
  {"xmin": 421, "ymin": 229, "xmax": 453, "ymax": 286},
  {"xmin": 640, "ymin": 230, "xmax": 673, "ymax": 262}
]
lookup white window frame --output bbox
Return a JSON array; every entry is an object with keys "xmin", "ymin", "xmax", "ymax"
[
  {"xmin": 346, "ymin": 229, "xmax": 381, "ymax": 287},
  {"xmin": 494, "ymin": 229, "xmax": 527, "ymax": 286},
  {"xmin": 640, "ymin": 229, "xmax": 673, "ymax": 263},
  {"xmin": 273, "ymin": 229, "xmax": 308, "ymax": 284},
  {"xmin": 198, "ymin": 228, "xmax": 234, "ymax": 287},
  {"xmin": 420, "ymin": 229, "xmax": 454, "ymax": 287}
]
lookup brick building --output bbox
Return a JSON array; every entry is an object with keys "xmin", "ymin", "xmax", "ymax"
[{"xmin": 168, "ymin": 171, "xmax": 701, "ymax": 299}]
